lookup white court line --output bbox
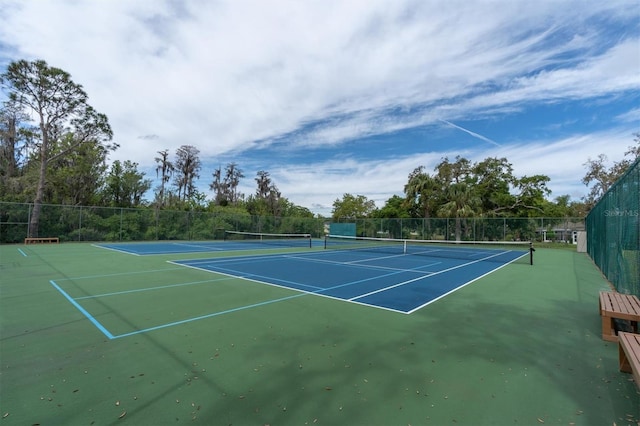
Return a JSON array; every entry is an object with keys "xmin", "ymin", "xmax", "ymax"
[
  {"xmin": 285, "ymin": 253, "xmax": 442, "ymax": 274},
  {"xmin": 350, "ymin": 250, "xmax": 516, "ymax": 301}
]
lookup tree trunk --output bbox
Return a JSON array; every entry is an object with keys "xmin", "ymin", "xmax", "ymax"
[
  {"xmin": 28, "ymin": 130, "xmax": 49, "ymax": 238},
  {"xmin": 6, "ymin": 115, "xmax": 17, "ymax": 177}
]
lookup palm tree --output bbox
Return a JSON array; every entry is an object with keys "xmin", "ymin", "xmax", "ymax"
[
  {"xmin": 437, "ymin": 182, "xmax": 480, "ymax": 241},
  {"xmin": 404, "ymin": 166, "xmax": 438, "ymax": 219}
]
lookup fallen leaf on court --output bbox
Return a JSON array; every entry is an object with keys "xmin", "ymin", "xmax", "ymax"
[
  {"xmin": 2, "ymin": 412, "xmax": 8, "ymax": 418},
  {"xmin": 119, "ymin": 411, "xmax": 126, "ymax": 419},
  {"xmin": 537, "ymin": 418, "xmax": 544, "ymax": 423},
  {"xmin": 325, "ymin": 387, "xmax": 332, "ymax": 391},
  {"xmin": 115, "ymin": 401, "xmax": 120, "ymax": 406}
]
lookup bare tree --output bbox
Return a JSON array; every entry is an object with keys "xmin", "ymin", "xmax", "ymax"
[
  {"xmin": 582, "ymin": 133, "xmax": 640, "ymax": 206},
  {"xmin": 154, "ymin": 149, "xmax": 174, "ymax": 208},
  {"xmin": 173, "ymin": 145, "xmax": 201, "ymax": 203}
]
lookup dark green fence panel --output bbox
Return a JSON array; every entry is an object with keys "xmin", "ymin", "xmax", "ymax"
[{"xmin": 586, "ymin": 158, "xmax": 640, "ymax": 296}]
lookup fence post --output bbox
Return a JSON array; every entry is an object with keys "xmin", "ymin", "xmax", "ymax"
[
  {"xmin": 27, "ymin": 203, "xmax": 32, "ymax": 239},
  {"xmin": 503, "ymin": 217, "xmax": 506, "ymax": 240}
]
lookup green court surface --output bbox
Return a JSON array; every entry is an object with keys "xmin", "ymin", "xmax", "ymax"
[{"xmin": 0, "ymin": 243, "xmax": 638, "ymax": 425}]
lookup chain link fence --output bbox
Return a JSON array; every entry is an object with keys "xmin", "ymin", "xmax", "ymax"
[
  {"xmin": 332, "ymin": 216, "xmax": 585, "ymax": 243},
  {"xmin": 1, "ymin": 201, "xmax": 585, "ymax": 246},
  {"xmin": 586, "ymin": 158, "xmax": 640, "ymax": 296}
]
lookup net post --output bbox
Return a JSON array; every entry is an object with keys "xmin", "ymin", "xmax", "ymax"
[
  {"xmin": 529, "ymin": 242, "xmax": 535, "ymax": 265},
  {"xmin": 308, "ymin": 234, "xmax": 312, "ymax": 248},
  {"xmin": 324, "ymin": 235, "xmax": 328, "ymax": 249}
]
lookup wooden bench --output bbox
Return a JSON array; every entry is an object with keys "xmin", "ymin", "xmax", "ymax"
[
  {"xmin": 24, "ymin": 237, "xmax": 59, "ymax": 244},
  {"xmin": 618, "ymin": 332, "xmax": 640, "ymax": 389},
  {"xmin": 599, "ymin": 291, "xmax": 640, "ymax": 342}
]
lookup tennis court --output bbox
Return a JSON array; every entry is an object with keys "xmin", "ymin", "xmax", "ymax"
[
  {"xmin": 171, "ymin": 236, "xmax": 531, "ymax": 314},
  {"xmin": 98, "ymin": 231, "xmax": 314, "ymax": 255},
  {"xmin": 49, "ymin": 236, "xmax": 531, "ymax": 340},
  {"xmin": 1, "ymin": 240, "xmax": 638, "ymax": 425}
]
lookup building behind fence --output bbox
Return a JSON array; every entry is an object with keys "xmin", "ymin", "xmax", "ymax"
[
  {"xmin": 1, "ymin": 201, "xmax": 584, "ymax": 246},
  {"xmin": 586, "ymin": 158, "xmax": 640, "ymax": 297}
]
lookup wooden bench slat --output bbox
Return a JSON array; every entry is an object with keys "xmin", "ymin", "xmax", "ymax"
[
  {"xmin": 615, "ymin": 293, "xmax": 640, "ymax": 314},
  {"xmin": 618, "ymin": 332, "xmax": 640, "ymax": 389},
  {"xmin": 600, "ymin": 291, "xmax": 640, "ymax": 342}
]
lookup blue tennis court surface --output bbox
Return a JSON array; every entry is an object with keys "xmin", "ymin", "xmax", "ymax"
[
  {"xmin": 171, "ymin": 247, "xmax": 528, "ymax": 314},
  {"xmin": 96, "ymin": 239, "xmax": 315, "ymax": 255}
]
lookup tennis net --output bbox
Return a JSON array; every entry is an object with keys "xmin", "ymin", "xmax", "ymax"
[
  {"xmin": 224, "ymin": 230, "xmax": 312, "ymax": 248},
  {"xmin": 324, "ymin": 235, "xmax": 533, "ymax": 264}
]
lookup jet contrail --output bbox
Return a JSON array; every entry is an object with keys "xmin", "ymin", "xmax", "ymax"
[{"xmin": 439, "ymin": 119, "xmax": 501, "ymax": 147}]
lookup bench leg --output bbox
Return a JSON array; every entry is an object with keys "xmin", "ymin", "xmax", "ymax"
[
  {"xmin": 619, "ymin": 343, "xmax": 632, "ymax": 373},
  {"xmin": 602, "ymin": 316, "xmax": 617, "ymax": 342}
]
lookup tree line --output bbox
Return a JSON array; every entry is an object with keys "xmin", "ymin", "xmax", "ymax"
[
  {"xmin": 1, "ymin": 59, "xmax": 638, "ymax": 238},
  {"xmin": 332, "ymin": 142, "xmax": 638, "ymax": 241},
  {"xmin": 0, "ymin": 60, "xmax": 316, "ymax": 236}
]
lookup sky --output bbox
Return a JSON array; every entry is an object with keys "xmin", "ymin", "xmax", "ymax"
[{"xmin": 0, "ymin": 0, "xmax": 638, "ymax": 216}]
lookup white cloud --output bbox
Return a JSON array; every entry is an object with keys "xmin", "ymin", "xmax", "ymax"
[
  {"xmin": 616, "ymin": 107, "xmax": 640, "ymax": 124},
  {"xmin": 264, "ymin": 128, "xmax": 637, "ymax": 215},
  {"xmin": 1, "ymin": 0, "xmax": 638, "ymax": 214}
]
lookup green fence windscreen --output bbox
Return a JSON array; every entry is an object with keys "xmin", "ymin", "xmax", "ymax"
[
  {"xmin": 586, "ymin": 158, "xmax": 640, "ymax": 296},
  {"xmin": 329, "ymin": 222, "xmax": 356, "ymax": 237}
]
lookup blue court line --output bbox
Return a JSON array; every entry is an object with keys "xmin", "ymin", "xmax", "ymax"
[
  {"xmin": 110, "ymin": 294, "xmax": 305, "ymax": 339},
  {"xmin": 50, "ymin": 276, "xmax": 307, "ymax": 339},
  {"xmin": 49, "ymin": 280, "xmax": 114, "ymax": 339},
  {"xmin": 50, "ymin": 249, "xmax": 527, "ymax": 339},
  {"xmin": 18, "ymin": 248, "xmax": 27, "ymax": 257},
  {"xmin": 74, "ymin": 276, "xmax": 236, "ymax": 300},
  {"xmin": 116, "ymin": 250, "xmax": 527, "ymax": 337},
  {"xmin": 55, "ymin": 267, "xmax": 187, "ymax": 282}
]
